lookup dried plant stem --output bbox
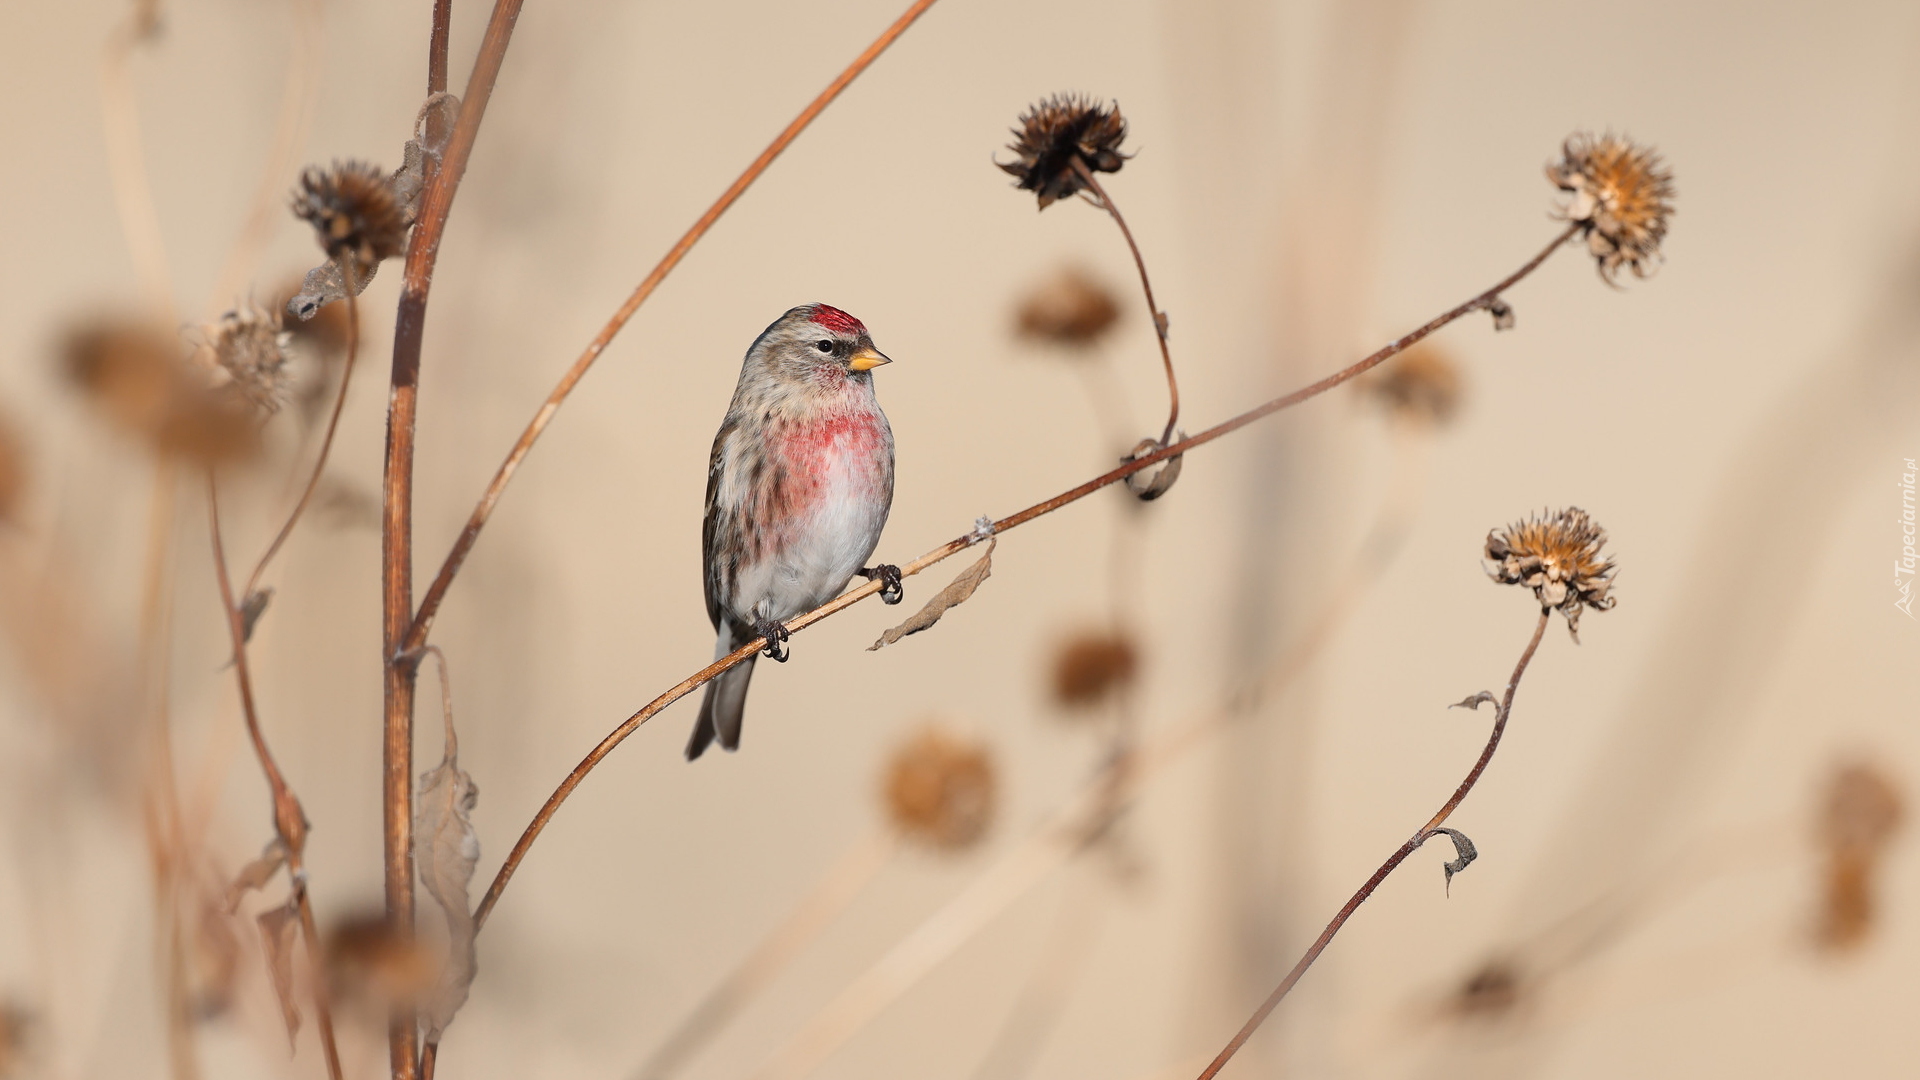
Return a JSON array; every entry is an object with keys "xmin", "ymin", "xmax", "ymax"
[
  {"xmin": 472, "ymin": 225, "xmax": 1574, "ymax": 931},
  {"xmin": 1073, "ymin": 161, "xmax": 1179, "ymax": 445},
  {"xmin": 206, "ymin": 0, "xmax": 323, "ymax": 310},
  {"xmin": 402, "ymin": 0, "xmax": 943, "ymax": 654},
  {"xmin": 383, "ymin": 3, "xmax": 522, "ymax": 1076},
  {"xmin": 98, "ymin": 9, "xmax": 173, "ymax": 318},
  {"xmin": 633, "ymin": 831, "xmax": 898, "ymax": 1080},
  {"xmin": 244, "ymin": 283, "xmax": 359, "ymax": 600},
  {"xmin": 206, "ymin": 478, "xmax": 344, "ymax": 1080},
  {"xmin": 1191, "ymin": 609, "xmax": 1553, "ymax": 1080}
]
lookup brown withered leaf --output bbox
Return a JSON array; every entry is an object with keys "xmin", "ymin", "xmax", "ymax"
[
  {"xmin": 224, "ymin": 840, "xmax": 287, "ymax": 913},
  {"xmin": 1449, "ymin": 691, "xmax": 1498, "ymax": 712},
  {"xmin": 413, "ymin": 688, "xmax": 479, "ymax": 1042},
  {"xmin": 257, "ymin": 897, "xmax": 302, "ymax": 1047},
  {"xmin": 190, "ymin": 890, "xmax": 241, "ymax": 1019},
  {"xmin": 868, "ymin": 540, "xmax": 995, "ymax": 651}
]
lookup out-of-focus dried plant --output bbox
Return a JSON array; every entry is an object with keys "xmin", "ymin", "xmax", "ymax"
[
  {"xmin": 325, "ymin": 911, "xmax": 437, "ymax": 1012},
  {"xmin": 882, "ymin": 725, "xmax": 996, "ymax": 851},
  {"xmin": 62, "ymin": 317, "xmax": 259, "ymax": 464},
  {"xmin": 1547, "ymin": 132, "xmax": 1675, "ymax": 284},
  {"xmin": 1485, "ymin": 507, "xmax": 1617, "ymax": 641},
  {"xmin": 203, "ymin": 300, "xmax": 293, "ymax": 415},
  {"xmin": 1049, "ymin": 630, "xmax": 1140, "ymax": 709},
  {"xmin": 0, "ymin": 1002, "xmax": 29, "ymax": 1079},
  {"xmin": 1815, "ymin": 761, "xmax": 1904, "ymax": 951},
  {"xmin": 1015, "ymin": 266, "xmax": 1122, "ymax": 348},
  {"xmin": 998, "ymin": 94, "xmax": 1130, "ymax": 210},
  {"xmin": 258, "ymin": 897, "xmax": 303, "ymax": 1046},
  {"xmin": 188, "ymin": 889, "xmax": 241, "ymax": 1019},
  {"xmin": 1437, "ymin": 958, "xmax": 1528, "ymax": 1022},
  {"xmin": 0, "ymin": 412, "xmax": 25, "ymax": 522},
  {"xmin": 1362, "ymin": 342, "xmax": 1463, "ymax": 428}
]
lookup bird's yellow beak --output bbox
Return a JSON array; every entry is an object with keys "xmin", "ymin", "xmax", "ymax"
[{"xmin": 848, "ymin": 347, "xmax": 892, "ymax": 372}]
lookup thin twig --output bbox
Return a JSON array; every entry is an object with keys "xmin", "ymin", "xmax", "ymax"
[
  {"xmin": 1190, "ymin": 609, "xmax": 1553, "ymax": 1080},
  {"xmin": 1073, "ymin": 160, "xmax": 1179, "ymax": 446},
  {"xmin": 401, "ymin": 0, "xmax": 944, "ymax": 655},
  {"xmin": 243, "ymin": 277, "xmax": 359, "ymax": 601},
  {"xmin": 206, "ymin": 478, "xmax": 345, "ymax": 1080},
  {"xmin": 470, "ymin": 224, "xmax": 1575, "ymax": 931},
  {"xmin": 98, "ymin": 8, "xmax": 174, "ymax": 319},
  {"xmin": 384, "ymin": 3, "xmax": 522, "ymax": 1076},
  {"xmin": 632, "ymin": 831, "xmax": 899, "ymax": 1080}
]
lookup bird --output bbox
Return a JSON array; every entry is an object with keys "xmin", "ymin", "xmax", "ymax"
[{"xmin": 687, "ymin": 303, "xmax": 903, "ymax": 760}]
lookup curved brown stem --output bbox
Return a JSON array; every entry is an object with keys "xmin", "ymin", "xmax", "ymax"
[
  {"xmin": 243, "ymin": 280, "xmax": 359, "ymax": 601},
  {"xmin": 469, "ymin": 225, "xmax": 1577, "ymax": 932},
  {"xmin": 207, "ymin": 477, "xmax": 344, "ymax": 1080},
  {"xmin": 1191, "ymin": 609, "xmax": 1552, "ymax": 1080},
  {"xmin": 1072, "ymin": 160, "xmax": 1179, "ymax": 445},
  {"xmin": 401, "ymin": 0, "xmax": 944, "ymax": 656}
]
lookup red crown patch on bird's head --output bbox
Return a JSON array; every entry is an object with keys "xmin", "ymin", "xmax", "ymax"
[{"xmin": 808, "ymin": 304, "xmax": 866, "ymax": 336}]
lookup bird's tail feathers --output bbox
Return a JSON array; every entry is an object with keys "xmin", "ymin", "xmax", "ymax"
[{"xmin": 686, "ymin": 628, "xmax": 757, "ymax": 760}]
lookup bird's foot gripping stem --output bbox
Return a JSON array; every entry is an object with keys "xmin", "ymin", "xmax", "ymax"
[
  {"xmin": 754, "ymin": 617, "xmax": 792, "ymax": 662},
  {"xmin": 860, "ymin": 564, "xmax": 904, "ymax": 605}
]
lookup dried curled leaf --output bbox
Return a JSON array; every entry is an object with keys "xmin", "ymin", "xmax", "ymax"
[
  {"xmin": 869, "ymin": 541, "xmax": 994, "ymax": 650},
  {"xmin": 1429, "ymin": 827, "xmax": 1478, "ymax": 895},
  {"xmin": 257, "ymin": 897, "xmax": 302, "ymax": 1047},
  {"xmin": 414, "ymin": 705, "xmax": 479, "ymax": 1041},
  {"xmin": 1449, "ymin": 691, "xmax": 1498, "ymax": 712},
  {"xmin": 1121, "ymin": 436, "xmax": 1183, "ymax": 501},
  {"xmin": 240, "ymin": 587, "xmax": 274, "ymax": 644},
  {"xmin": 223, "ymin": 840, "xmax": 287, "ymax": 913}
]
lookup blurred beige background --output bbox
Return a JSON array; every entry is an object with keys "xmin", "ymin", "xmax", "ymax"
[{"xmin": 0, "ymin": 0, "xmax": 1916, "ymax": 1078}]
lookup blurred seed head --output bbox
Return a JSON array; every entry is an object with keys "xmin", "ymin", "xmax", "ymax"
[
  {"xmin": 291, "ymin": 160, "xmax": 410, "ymax": 272},
  {"xmin": 0, "ymin": 1001, "xmax": 29, "ymax": 1079},
  {"xmin": 1049, "ymin": 630, "xmax": 1139, "ymax": 709},
  {"xmin": 1440, "ymin": 958, "xmax": 1527, "ymax": 1022},
  {"xmin": 882, "ymin": 726, "xmax": 996, "ymax": 851},
  {"xmin": 1547, "ymin": 132, "xmax": 1675, "ymax": 284},
  {"xmin": 324, "ymin": 910, "xmax": 437, "ymax": 1011},
  {"xmin": 1363, "ymin": 343, "xmax": 1463, "ymax": 428},
  {"xmin": 1015, "ymin": 266, "xmax": 1121, "ymax": 348},
  {"xmin": 62, "ymin": 318, "xmax": 259, "ymax": 464},
  {"xmin": 1815, "ymin": 761, "xmax": 1904, "ymax": 952},
  {"xmin": 205, "ymin": 301, "xmax": 293, "ymax": 415},
  {"xmin": 998, "ymin": 94, "xmax": 1130, "ymax": 210},
  {"xmin": 1485, "ymin": 507, "xmax": 1616, "ymax": 640},
  {"xmin": 0, "ymin": 412, "xmax": 25, "ymax": 523}
]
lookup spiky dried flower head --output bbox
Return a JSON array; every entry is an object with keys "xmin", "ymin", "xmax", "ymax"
[
  {"xmin": 291, "ymin": 160, "xmax": 410, "ymax": 271},
  {"xmin": 1049, "ymin": 630, "xmax": 1139, "ymax": 709},
  {"xmin": 1547, "ymin": 132, "xmax": 1674, "ymax": 284},
  {"xmin": 62, "ymin": 318, "xmax": 259, "ymax": 464},
  {"xmin": 1015, "ymin": 266, "xmax": 1121, "ymax": 348},
  {"xmin": 998, "ymin": 94, "xmax": 1129, "ymax": 210},
  {"xmin": 203, "ymin": 301, "xmax": 293, "ymax": 415},
  {"xmin": 1812, "ymin": 761, "xmax": 1903, "ymax": 951},
  {"xmin": 881, "ymin": 725, "xmax": 996, "ymax": 851},
  {"xmin": 1485, "ymin": 507, "xmax": 1616, "ymax": 640},
  {"xmin": 1363, "ymin": 342, "xmax": 1463, "ymax": 427}
]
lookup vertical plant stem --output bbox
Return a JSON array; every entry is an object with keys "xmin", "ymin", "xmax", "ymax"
[
  {"xmin": 244, "ymin": 279, "xmax": 360, "ymax": 600},
  {"xmin": 401, "ymin": 0, "xmax": 943, "ymax": 654},
  {"xmin": 207, "ymin": 478, "xmax": 344, "ymax": 1080},
  {"xmin": 1073, "ymin": 160, "xmax": 1179, "ymax": 446},
  {"xmin": 385, "ymin": 3, "xmax": 525, "ymax": 1075},
  {"xmin": 1191, "ymin": 609, "xmax": 1552, "ymax": 1080}
]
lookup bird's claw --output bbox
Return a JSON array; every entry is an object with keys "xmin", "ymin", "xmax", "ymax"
[
  {"xmin": 755, "ymin": 618, "xmax": 791, "ymax": 662},
  {"xmin": 861, "ymin": 564, "xmax": 904, "ymax": 605}
]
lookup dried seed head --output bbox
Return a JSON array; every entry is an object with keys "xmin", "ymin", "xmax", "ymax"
[
  {"xmin": 324, "ymin": 911, "xmax": 437, "ymax": 1009},
  {"xmin": 1442, "ymin": 959, "xmax": 1527, "ymax": 1021},
  {"xmin": 1363, "ymin": 343, "xmax": 1463, "ymax": 427},
  {"xmin": 206, "ymin": 301, "xmax": 293, "ymax": 415},
  {"xmin": 1546, "ymin": 132, "xmax": 1674, "ymax": 284},
  {"xmin": 1822, "ymin": 762, "xmax": 1903, "ymax": 857},
  {"xmin": 0, "ymin": 1001, "xmax": 29, "ymax": 1077},
  {"xmin": 881, "ymin": 726, "xmax": 996, "ymax": 851},
  {"xmin": 998, "ymin": 94, "xmax": 1130, "ymax": 210},
  {"xmin": 291, "ymin": 160, "xmax": 410, "ymax": 271},
  {"xmin": 1016, "ymin": 266, "xmax": 1121, "ymax": 348},
  {"xmin": 1049, "ymin": 630, "xmax": 1139, "ymax": 709},
  {"xmin": 0, "ymin": 413, "xmax": 24, "ymax": 523},
  {"xmin": 62, "ymin": 318, "xmax": 260, "ymax": 464},
  {"xmin": 1484, "ymin": 507, "xmax": 1616, "ymax": 640}
]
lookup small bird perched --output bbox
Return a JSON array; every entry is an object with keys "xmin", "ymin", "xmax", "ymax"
[{"xmin": 688, "ymin": 304, "xmax": 903, "ymax": 760}]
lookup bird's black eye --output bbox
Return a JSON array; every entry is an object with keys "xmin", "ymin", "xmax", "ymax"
[{"xmin": 815, "ymin": 339, "xmax": 835, "ymax": 354}]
